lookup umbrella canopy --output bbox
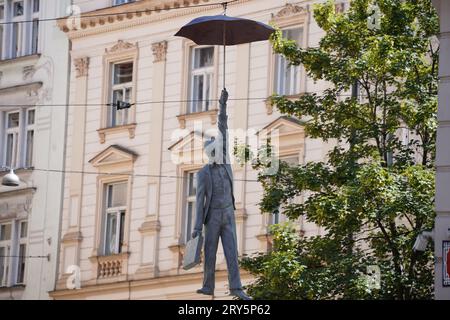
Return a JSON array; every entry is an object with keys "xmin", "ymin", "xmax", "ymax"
[{"xmin": 174, "ymin": 15, "xmax": 275, "ymax": 46}]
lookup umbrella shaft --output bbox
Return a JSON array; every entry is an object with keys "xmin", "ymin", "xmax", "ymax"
[{"xmin": 223, "ymin": 23, "xmax": 226, "ymax": 90}]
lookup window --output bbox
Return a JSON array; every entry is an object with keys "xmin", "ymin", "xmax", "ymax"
[
  {"xmin": 16, "ymin": 221, "xmax": 27, "ymax": 284},
  {"xmin": 13, "ymin": 1, "xmax": 23, "ymax": 16},
  {"xmin": 25, "ymin": 109, "xmax": 35, "ymax": 167},
  {"xmin": 11, "ymin": 22, "xmax": 22, "ymax": 59},
  {"xmin": 108, "ymin": 62, "xmax": 133, "ymax": 127},
  {"xmin": 269, "ymin": 155, "xmax": 299, "ymax": 226},
  {"xmin": 0, "ymin": 0, "xmax": 40, "ymax": 60},
  {"xmin": 103, "ymin": 182, "xmax": 127, "ymax": 256},
  {"xmin": 31, "ymin": 19, "xmax": 38, "ymax": 55},
  {"xmin": 5, "ymin": 111, "xmax": 20, "ymax": 168},
  {"xmin": 0, "ymin": 221, "xmax": 27, "ymax": 287},
  {"xmin": 30, "ymin": 0, "xmax": 39, "ymax": 55},
  {"xmin": 0, "ymin": 3, "xmax": 3, "ymax": 60},
  {"xmin": 0, "ymin": 223, "xmax": 12, "ymax": 287},
  {"xmin": 400, "ymin": 127, "xmax": 410, "ymax": 147},
  {"xmin": 182, "ymin": 171, "xmax": 197, "ymax": 243},
  {"xmin": 2, "ymin": 108, "xmax": 35, "ymax": 168},
  {"xmin": 0, "ymin": 25, "xmax": 3, "ymax": 60},
  {"xmin": 274, "ymin": 28, "xmax": 302, "ymax": 96},
  {"xmin": 32, "ymin": 0, "xmax": 39, "ymax": 12},
  {"xmin": 113, "ymin": 0, "xmax": 135, "ymax": 5},
  {"xmin": 11, "ymin": 1, "xmax": 24, "ymax": 59},
  {"xmin": 189, "ymin": 46, "xmax": 214, "ymax": 113}
]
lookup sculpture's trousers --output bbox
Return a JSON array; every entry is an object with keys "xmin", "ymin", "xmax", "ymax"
[{"xmin": 203, "ymin": 205, "xmax": 242, "ymax": 292}]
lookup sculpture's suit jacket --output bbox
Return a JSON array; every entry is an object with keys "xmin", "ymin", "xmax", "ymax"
[{"xmin": 194, "ymin": 95, "xmax": 235, "ymax": 231}]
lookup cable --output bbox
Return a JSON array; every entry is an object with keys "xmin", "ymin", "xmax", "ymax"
[
  {"xmin": 2, "ymin": 167, "xmax": 262, "ymax": 183},
  {"xmin": 0, "ymin": 92, "xmax": 435, "ymax": 108},
  {"xmin": 0, "ymin": 255, "xmax": 48, "ymax": 259},
  {"xmin": 0, "ymin": 97, "xmax": 269, "ymax": 108},
  {"xmin": 0, "ymin": 0, "xmax": 239, "ymax": 26}
]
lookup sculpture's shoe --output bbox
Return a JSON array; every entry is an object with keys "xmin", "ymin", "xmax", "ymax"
[
  {"xmin": 196, "ymin": 288, "xmax": 214, "ymax": 296},
  {"xmin": 230, "ymin": 289, "xmax": 252, "ymax": 300}
]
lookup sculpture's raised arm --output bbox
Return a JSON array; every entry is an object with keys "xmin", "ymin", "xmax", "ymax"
[{"xmin": 218, "ymin": 89, "xmax": 229, "ymax": 164}]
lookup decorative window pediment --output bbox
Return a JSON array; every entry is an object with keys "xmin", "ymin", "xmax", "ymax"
[
  {"xmin": 271, "ymin": 4, "xmax": 307, "ymax": 27},
  {"xmin": 258, "ymin": 116, "xmax": 305, "ymax": 136},
  {"xmin": 105, "ymin": 40, "xmax": 137, "ymax": 56},
  {"xmin": 168, "ymin": 130, "xmax": 211, "ymax": 165},
  {"xmin": 257, "ymin": 116, "xmax": 305, "ymax": 158},
  {"xmin": 89, "ymin": 145, "xmax": 138, "ymax": 168},
  {"xmin": 168, "ymin": 131, "xmax": 206, "ymax": 151}
]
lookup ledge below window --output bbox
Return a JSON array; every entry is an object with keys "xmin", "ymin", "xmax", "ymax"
[
  {"xmin": 0, "ymin": 54, "xmax": 41, "ymax": 66},
  {"xmin": 89, "ymin": 252, "xmax": 130, "ymax": 282},
  {"xmin": 97, "ymin": 123, "xmax": 136, "ymax": 144},
  {"xmin": 176, "ymin": 109, "xmax": 218, "ymax": 129}
]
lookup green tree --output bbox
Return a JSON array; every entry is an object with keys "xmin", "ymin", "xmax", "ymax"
[{"xmin": 241, "ymin": 0, "xmax": 438, "ymax": 299}]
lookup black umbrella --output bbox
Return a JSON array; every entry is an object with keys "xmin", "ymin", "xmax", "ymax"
[{"xmin": 175, "ymin": 5, "xmax": 275, "ymax": 90}]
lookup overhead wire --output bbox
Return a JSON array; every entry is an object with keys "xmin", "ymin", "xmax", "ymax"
[{"xmin": 0, "ymin": 92, "xmax": 436, "ymax": 108}]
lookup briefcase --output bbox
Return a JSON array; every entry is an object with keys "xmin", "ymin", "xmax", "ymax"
[{"xmin": 183, "ymin": 234, "xmax": 203, "ymax": 270}]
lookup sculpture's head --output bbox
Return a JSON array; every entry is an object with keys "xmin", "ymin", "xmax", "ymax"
[{"xmin": 204, "ymin": 137, "xmax": 216, "ymax": 163}]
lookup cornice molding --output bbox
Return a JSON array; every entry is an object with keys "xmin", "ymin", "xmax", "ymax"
[{"xmin": 57, "ymin": 0, "xmax": 252, "ymax": 40}]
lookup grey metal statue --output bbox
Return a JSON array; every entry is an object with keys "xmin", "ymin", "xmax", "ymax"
[{"xmin": 192, "ymin": 89, "xmax": 251, "ymax": 300}]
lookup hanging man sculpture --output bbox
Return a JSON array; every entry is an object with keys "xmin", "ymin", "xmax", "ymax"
[{"xmin": 192, "ymin": 89, "xmax": 251, "ymax": 300}]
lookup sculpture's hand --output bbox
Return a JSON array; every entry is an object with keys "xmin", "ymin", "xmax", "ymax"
[
  {"xmin": 192, "ymin": 229, "xmax": 202, "ymax": 239},
  {"xmin": 219, "ymin": 89, "xmax": 229, "ymax": 106}
]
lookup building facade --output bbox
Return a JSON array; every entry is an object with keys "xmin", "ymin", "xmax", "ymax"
[
  {"xmin": 0, "ymin": 0, "xmax": 71, "ymax": 299},
  {"xmin": 51, "ymin": 0, "xmax": 336, "ymax": 300},
  {"xmin": 432, "ymin": 0, "xmax": 450, "ymax": 300}
]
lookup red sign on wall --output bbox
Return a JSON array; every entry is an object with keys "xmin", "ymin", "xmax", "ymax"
[{"xmin": 444, "ymin": 241, "xmax": 450, "ymax": 287}]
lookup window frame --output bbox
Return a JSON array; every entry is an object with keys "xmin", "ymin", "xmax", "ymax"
[
  {"xmin": 273, "ymin": 27, "xmax": 303, "ymax": 96},
  {"xmin": 102, "ymin": 182, "xmax": 127, "ymax": 256},
  {"xmin": 0, "ymin": 220, "xmax": 28, "ymax": 288},
  {"xmin": 4, "ymin": 110, "xmax": 21, "ymax": 168},
  {"xmin": 0, "ymin": 0, "xmax": 39, "ymax": 60},
  {"xmin": 0, "ymin": 222, "xmax": 12, "ymax": 287},
  {"xmin": 30, "ymin": 13, "xmax": 39, "ymax": 55},
  {"xmin": 182, "ymin": 170, "xmax": 198, "ymax": 244},
  {"xmin": 181, "ymin": 41, "xmax": 219, "ymax": 117},
  {"xmin": 11, "ymin": 1, "xmax": 24, "ymax": 59},
  {"xmin": 15, "ymin": 220, "xmax": 27, "ymax": 285},
  {"xmin": 25, "ymin": 108, "xmax": 35, "ymax": 167},
  {"xmin": 0, "ymin": 1, "xmax": 4, "ymax": 60},
  {"xmin": 267, "ymin": 6, "xmax": 308, "ymax": 109},
  {"xmin": 1, "ymin": 107, "xmax": 35, "ymax": 169},
  {"xmin": 268, "ymin": 154, "xmax": 300, "ymax": 226},
  {"xmin": 175, "ymin": 164, "xmax": 202, "ymax": 244},
  {"xmin": 188, "ymin": 46, "xmax": 215, "ymax": 114},
  {"xmin": 108, "ymin": 62, "xmax": 134, "ymax": 128}
]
